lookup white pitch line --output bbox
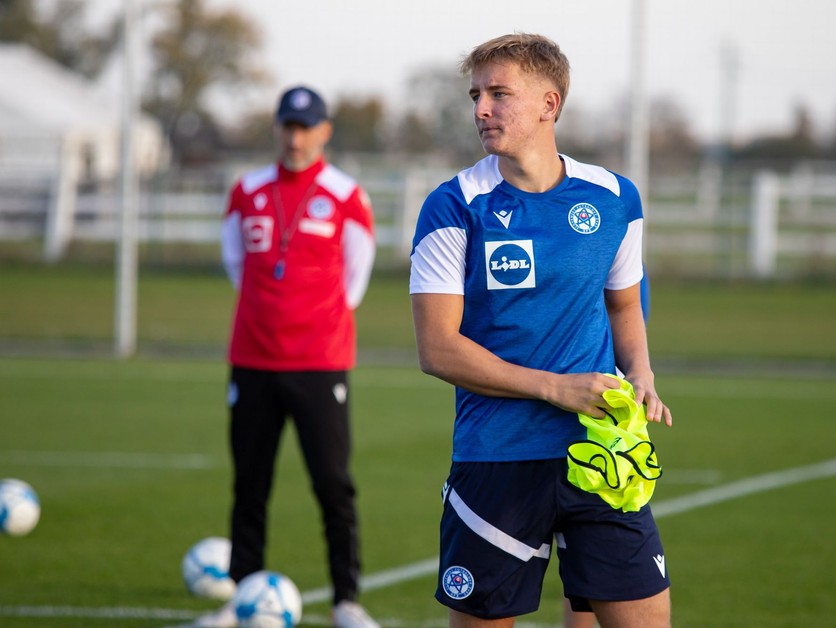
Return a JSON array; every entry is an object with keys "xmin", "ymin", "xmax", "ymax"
[
  {"xmin": 301, "ymin": 558, "xmax": 441, "ymax": 605},
  {"xmin": 2, "ymin": 458, "xmax": 835, "ymax": 624},
  {"xmin": 651, "ymin": 457, "xmax": 836, "ymax": 518},
  {"xmin": 0, "ymin": 450, "xmax": 220, "ymax": 470},
  {"xmin": 0, "ymin": 605, "xmax": 198, "ymax": 620}
]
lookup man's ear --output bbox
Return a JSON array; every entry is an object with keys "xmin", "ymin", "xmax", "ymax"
[
  {"xmin": 542, "ymin": 91, "xmax": 561, "ymax": 122},
  {"xmin": 320, "ymin": 120, "xmax": 334, "ymax": 143}
]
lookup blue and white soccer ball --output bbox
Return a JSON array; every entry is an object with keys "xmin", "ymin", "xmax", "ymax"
[
  {"xmin": 182, "ymin": 537, "xmax": 237, "ymax": 600},
  {"xmin": 0, "ymin": 478, "xmax": 41, "ymax": 537},
  {"xmin": 233, "ymin": 570, "xmax": 302, "ymax": 628}
]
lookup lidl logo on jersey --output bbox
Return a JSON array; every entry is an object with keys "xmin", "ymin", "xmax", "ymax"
[
  {"xmin": 568, "ymin": 202, "xmax": 601, "ymax": 234},
  {"xmin": 484, "ymin": 240, "xmax": 536, "ymax": 290}
]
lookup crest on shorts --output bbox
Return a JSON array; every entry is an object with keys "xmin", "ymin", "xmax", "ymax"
[{"xmin": 442, "ymin": 565, "xmax": 474, "ymax": 599}]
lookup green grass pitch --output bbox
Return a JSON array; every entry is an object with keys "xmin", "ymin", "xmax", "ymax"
[{"xmin": 0, "ymin": 264, "xmax": 834, "ymax": 626}]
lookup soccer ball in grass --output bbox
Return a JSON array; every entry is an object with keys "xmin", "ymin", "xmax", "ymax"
[
  {"xmin": 233, "ymin": 570, "xmax": 302, "ymax": 628},
  {"xmin": 182, "ymin": 537, "xmax": 236, "ymax": 600},
  {"xmin": 0, "ymin": 478, "xmax": 40, "ymax": 536}
]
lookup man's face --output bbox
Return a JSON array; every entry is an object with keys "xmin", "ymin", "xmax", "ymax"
[
  {"xmin": 275, "ymin": 121, "xmax": 333, "ymax": 171},
  {"xmin": 468, "ymin": 61, "xmax": 555, "ymax": 158}
]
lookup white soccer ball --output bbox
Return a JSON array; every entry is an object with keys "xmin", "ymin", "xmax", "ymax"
[
  {"xmin": 233, "ymin": 570, "xmax": 302, "ymax": 628},
  {"xmin": 182, "ymin": 537, "xmax": 237, "ymax": 600},
  {"xmin": 0, "ymin": 478, "xmax": 41, "ymax": 536}
]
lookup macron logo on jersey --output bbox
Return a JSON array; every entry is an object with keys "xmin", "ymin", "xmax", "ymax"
[
  {"xmin": 485, "ymin": 240, "xmax": 536, "ymax": 290},
  {"xmin": 493, "ymin": 209, "xmax": 513, "ymax": 229}
]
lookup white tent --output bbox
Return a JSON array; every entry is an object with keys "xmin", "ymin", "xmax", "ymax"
[{"xmin": 0, "ymin": 43, "xmax": 168, "ymax": 180}]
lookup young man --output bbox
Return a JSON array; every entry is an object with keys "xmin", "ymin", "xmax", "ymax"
[
  {"xmin": 409, "ymin": 34, "xmax": 673, "ymax": 627},
  {"xmin": 196, "ymin": 86, "xmax": 379, "ymax": 628}
]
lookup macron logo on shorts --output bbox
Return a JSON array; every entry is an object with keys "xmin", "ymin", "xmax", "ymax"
[{"xmin": 653, "ymin": 554, "xmax": 666, "ymax": 578}]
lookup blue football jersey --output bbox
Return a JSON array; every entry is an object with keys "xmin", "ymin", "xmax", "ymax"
[{"xmin": 410, "ymin": 154, "xmax": 644, "ymax": 462}]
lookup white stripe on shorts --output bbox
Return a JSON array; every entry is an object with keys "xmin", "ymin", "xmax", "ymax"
[{"xmin": 449, "ymin": 488, "xmax": 551, "ymax": 562}]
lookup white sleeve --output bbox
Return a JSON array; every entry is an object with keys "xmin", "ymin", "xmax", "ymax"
[
  {"xmin": 605, "ymin": 218, "xmax": 644, "ymax": 290},
  {"xmin": 409, "ymin": 227, "xmax": 467, "ymax": 295},
  {"xmin": 221, "ymin": 212, "xmax": 244, "ymax": 291},
  {"xmin": 342, "ymin": 218, "xmax": 376, "ymax": 309}
]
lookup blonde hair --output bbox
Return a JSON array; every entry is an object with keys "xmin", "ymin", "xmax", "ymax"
[{"xmin": 459, "ymin": 33, "xmax": 571, "ymax": 119}]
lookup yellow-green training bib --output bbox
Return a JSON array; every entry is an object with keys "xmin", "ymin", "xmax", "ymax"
[{"xmin": 566, "ymin": 375, "xmax": 662, "ymax": 513}]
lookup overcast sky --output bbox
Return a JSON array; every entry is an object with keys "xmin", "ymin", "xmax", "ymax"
[
  {"xmin": 85, "ymin": 0, "xmax": 835, "ymax": 143},
  {"xmin": 198, "ymin": 0, "xmax": 836, "ymax": 144}
]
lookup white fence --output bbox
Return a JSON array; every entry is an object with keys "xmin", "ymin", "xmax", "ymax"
[{"xmin": 1, "ymin": 161, "xmax": 835, "ymax": 278}]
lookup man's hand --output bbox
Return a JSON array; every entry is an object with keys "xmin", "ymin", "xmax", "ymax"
[
  {"xmin": 543, "ymin": 372, "xmax": 622, "ymax": 419},
  {"xmin": 627, "ymin": 372, "xmax": 673, "ymax": 426}
]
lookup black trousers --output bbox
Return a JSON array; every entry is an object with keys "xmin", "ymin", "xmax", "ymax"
[{"xmin": 227, "ymin": 367, "xmax": 360, "ymax": 604}]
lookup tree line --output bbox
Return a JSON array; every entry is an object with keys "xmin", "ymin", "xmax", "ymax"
[{"xmin": 3, "ymin": 0, "xmax": 835, "ymax": 173}]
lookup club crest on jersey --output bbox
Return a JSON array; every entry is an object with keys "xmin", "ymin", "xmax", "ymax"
[
  {"xmin": 442, "ymin": 566, "xmax": 474, "ymax": 600},
  {"xmin": 485, "ymin": 240, "xmax": 536, "ymax": 290},
  {"xmin": 307, "ymin": 195, "xmax": 335, "ymax": 220},
  {"xmin": 568, "ymin": 203, "xmax": 601, "ymax": 234},
  {"xmin": 242, "ymin": 216, "xmax": 274, "ymax": 252}
]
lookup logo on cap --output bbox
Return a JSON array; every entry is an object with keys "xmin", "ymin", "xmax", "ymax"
[
  {"xmin": 277, "ymin": 86, "xmax": 327, "ymax": 126},
  {"xmin": 289, "ymin": 89, "xmax": 312, "ymax": 110}
]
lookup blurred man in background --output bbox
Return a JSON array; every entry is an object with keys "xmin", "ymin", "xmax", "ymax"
[{"xmin": 196, "ymin": 85, "xmax": 378, "ymax": 628}]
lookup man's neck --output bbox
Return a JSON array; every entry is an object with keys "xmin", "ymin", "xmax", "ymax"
[
  {"xmin": 497, "ymin": 149, "xmax": 564, "ymax": 193},
  {"xmin": 279, "ymin": 156, "xmax": 323, "ymax": 177}
]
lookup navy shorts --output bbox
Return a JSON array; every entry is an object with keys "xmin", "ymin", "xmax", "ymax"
[{"xmin": 435, "ymin": 459, "xmax": 670, "ymax": 619}]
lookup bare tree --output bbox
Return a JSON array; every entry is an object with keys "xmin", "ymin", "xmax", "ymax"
[
  {"xmin": 143, "ymin": 0, "xmax": 269, "ymax": 162},
  {"xmin": 0, "ymin": 0, "xmax": 118, "ymax": 78},
  {"xmin": 735, "ymin": 103, "xmax": 822, "ymax": 166},
  {"xmin": 330, "ymin": 96, "xmax": 386, "ymax": 153},
  {"xmin": 647, "ymin": 97, "xmax": 700, "ymax": 173},
  {"xmin": 395, "ymin": 65, "xmax": 483, "ymax": 166}
]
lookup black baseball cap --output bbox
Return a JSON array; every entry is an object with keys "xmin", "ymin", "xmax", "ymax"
[{"xmin": 276, "ymin": 86, "xmax": 328, "ymax": 127}]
